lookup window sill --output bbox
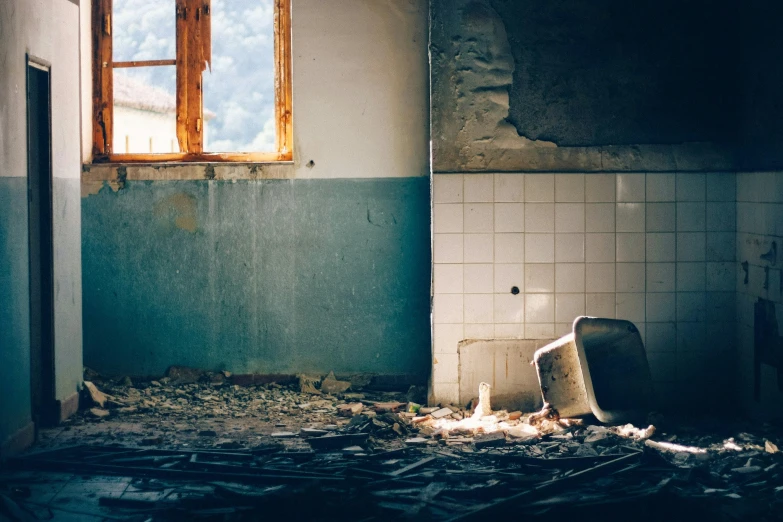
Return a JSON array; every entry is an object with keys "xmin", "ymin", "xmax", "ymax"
[
  {"xmin": 82, "ymin": 161, "xmax": 296, "ymax": 182},
  {"xmin": 92, "ymin": 151, "xmax": 293, "ymax": 164}
]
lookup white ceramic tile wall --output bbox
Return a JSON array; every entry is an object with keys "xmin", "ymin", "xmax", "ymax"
[
  {"xmin": 432, "ymin": 172, "xmax": 738, "ymax": 408},
  {"xmin": 735, "ymin": 171, "xmax": 783, "ymax": 416}
]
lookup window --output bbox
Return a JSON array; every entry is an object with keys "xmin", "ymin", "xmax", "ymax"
[{"xmin": 92, "ymin": 0, "xmax": 292, "ymax": 162}]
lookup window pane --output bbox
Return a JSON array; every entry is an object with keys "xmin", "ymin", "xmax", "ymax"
[
  {"xmin": 113, "ymin": 67, "xmax": 180, "ymax": 154},
  {"xmin": 113, "ymin": 0, "xmax": 176, "ymax": 62},
  {"xmin": 202, "ymin": 0, "xmax": 276, "ymax": 152}
]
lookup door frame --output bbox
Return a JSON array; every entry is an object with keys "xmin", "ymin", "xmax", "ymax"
[{"xmin": 26, "ymin": 54, "xmax": 57, "ymax": 428}]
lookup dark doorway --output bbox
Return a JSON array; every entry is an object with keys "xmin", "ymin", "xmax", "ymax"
[{"xmin": 27, "ymin": 58, "xmax": 56, "ymax": 428}]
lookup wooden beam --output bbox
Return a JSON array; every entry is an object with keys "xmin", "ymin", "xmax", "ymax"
[
  {"xmin": 201, "ymin": 0, "xmax": 212, "ymax": 72},
  {"xmin": 274, "ymin": 0, "xmax": 293, "ymax": 156},
  {"xmin": 175, "ymin": 0, "xmax": 189, "ymax": 153},
  {"xmin": 90, "ymin": 0, "xmax": 101, "ymax": 155},
  {"xmin": 112, "ymin": 59, "xmax": 176, "ymax": 68},
  {"xmin": 185, "ymin": 0, "xmax": 204, "ymax": 153},
  {"xmin": 103, "ymin": 0, "xmax": 114, "ymax": 154},
  {"xmin": 92, "ymin": 0, "xmax": 113, "ymax": 156}
]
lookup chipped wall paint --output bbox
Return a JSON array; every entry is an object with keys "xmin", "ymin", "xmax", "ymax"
[{"xmin": 81, "ymin": 163, "xmax": 297, "ymax": 198}]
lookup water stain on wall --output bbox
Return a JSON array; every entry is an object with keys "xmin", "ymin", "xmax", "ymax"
[{"xmin": 153, "ymin": 192, "xmax": 198, "ymax": 233}]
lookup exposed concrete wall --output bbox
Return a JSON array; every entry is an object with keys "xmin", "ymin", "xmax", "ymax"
[
  {"xmin": 81, "ymin": 0, "xmax": 431, "ymax": 380},
  {"xmin": 0, "ymin": 0, "xmax": 83, "ymax": 447},
  {"xmin": 430, "ymin": 0, "xmax": 737, "ymax": 172}
]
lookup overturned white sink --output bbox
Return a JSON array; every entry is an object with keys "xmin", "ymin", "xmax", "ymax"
[{"xmin": 533, "ymin": 317, "xmax": 654, "ymax": 423}]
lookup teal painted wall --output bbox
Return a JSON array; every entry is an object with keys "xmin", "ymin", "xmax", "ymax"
[
  {"xmin": 53, "ymin": 178, "xmax": 83, "ymax": 401},
  {"xmin": 0, "ymin": 177, "xmax": 83, "ymax": 445},
  {"xmin": 0, "ymin": 178, "xmax": 32, "ymax": 444},
  {"xmin": 82, "ymin": 177, "xmax": 431, "ymax": 379}
]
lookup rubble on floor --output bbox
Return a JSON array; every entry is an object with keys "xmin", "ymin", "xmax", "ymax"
[{"xmin": 2, "ymin": 369, "xmax": 783, "ymax": 521}]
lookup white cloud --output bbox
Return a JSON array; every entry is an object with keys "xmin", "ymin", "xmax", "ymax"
[{"xmin": 249, "ymin": 117, "xmax": 276, "ymax": 151}]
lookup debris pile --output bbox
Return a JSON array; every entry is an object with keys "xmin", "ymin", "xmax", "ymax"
[
  {"xmin": 5, "ymin": 369, "xmax": 780, "ymax": 520},
  {"xmin": 74, "ymin": 373, "xmax": 595, "ymax": 453},
  {"xmin": 8, "ymin": 420, "xmax": 783, "ymax": 521},
  {"xmin": 72, "ymin": 367, "xmax": 434, "ymax": 451}
]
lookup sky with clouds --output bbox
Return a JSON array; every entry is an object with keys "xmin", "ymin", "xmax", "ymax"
[{"xmin": 114, "ymin": 0, "xmax": 276, "ymax": 151}]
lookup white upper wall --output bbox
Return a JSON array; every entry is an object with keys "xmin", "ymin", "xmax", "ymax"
[
  {"xmin": 79, "ymin": 0, "xmax": 430, "ymax": 180},
  {"xmin": 291, "ymin": 0, "xmax": 429, "ymax": 179},
  {"xmin": 81, "ymin": 0, "xmax": 93, "ymax": 162},
  {"xmin": 0, "ymin": 0, "xmax": 81, "ymax": 180}
]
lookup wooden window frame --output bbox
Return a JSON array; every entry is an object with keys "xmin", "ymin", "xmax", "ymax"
[{"xmin": 91, "ymin": 0, "xmax": 292, "ymax": 163}]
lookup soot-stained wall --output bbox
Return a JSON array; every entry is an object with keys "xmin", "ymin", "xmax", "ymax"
[
  {"xmin": 491, "ymin": 0, "xmax": 739, "ymax": 147},
  {"xmin": 431, "ymin": 0, "xmax": 739, "ymax": 172},
  {"xmin": 738, "ymin": 0, "xmax": 783, "ymax": 167}
]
